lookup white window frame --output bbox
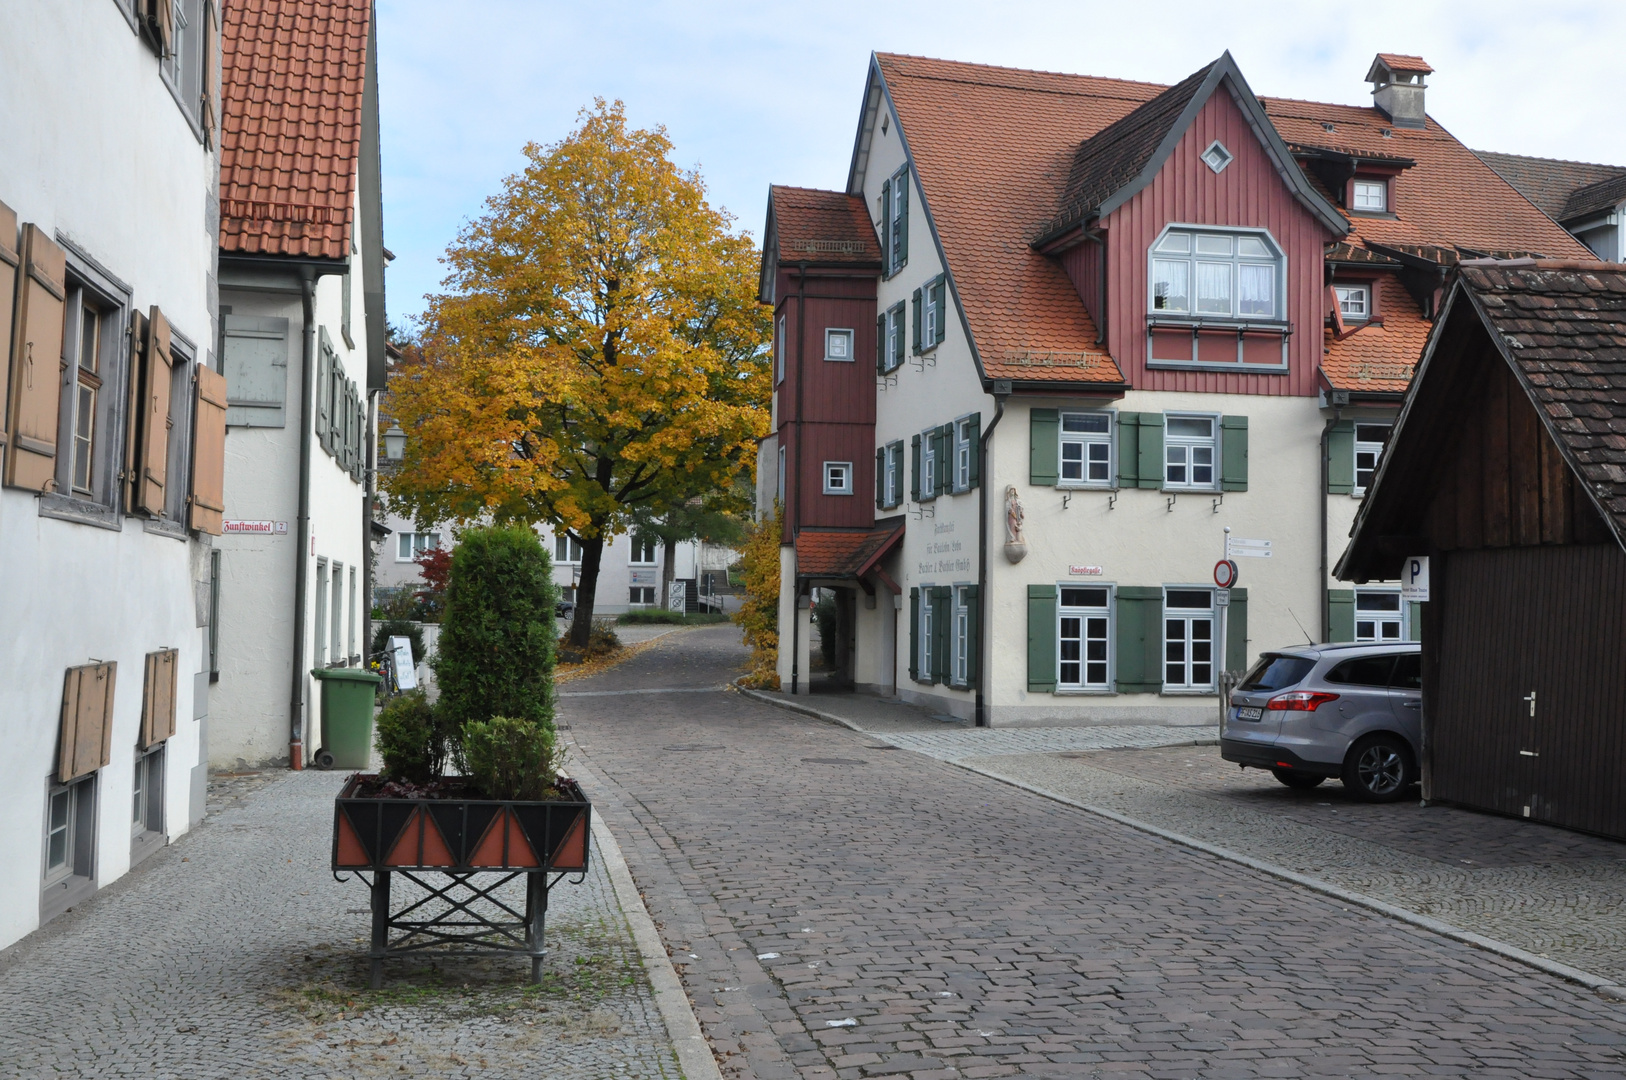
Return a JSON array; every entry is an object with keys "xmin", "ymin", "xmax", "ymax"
[
  {"xmin": 918, "ymin": 587, "xmax": 934, "ymax": 682},
  {"xmin": 132, "ymin": 744, "xmax": 165, "ymax": 840},
  {"xmin": 775, "ymin": 314, "xmax": 786, "ymax": 384},
  {"xmin": 887, "ymin": 167, "xmax": 908, "ymax": 275},
  {"xmin": 314, "ymin": 558, "xmax": 329, "ymax": 666},
  {"xmin": 824, "ymin": 328, "xmax": 854, "ymax": 363},
  {"xmin": 953, "ymin": 415, "xmax": 976, "ymax": 492},
  {"xmin": 630, "ymin": 535, "xmax": 658, "ymax": 565},
  {"xmin": 882, "ymin": 302, "xmax": 905, "ymax": 373},
  {"xmin": 553, "ymin": 534, "xmax": 584, "ymax": 564},
  {"xmin": 882, "ymin": 441, "xmax": 903, "ymax": 508},
  {"xmin": 396, "ymin": 531, "xmax": 442, "ymax": 562},
  {"xmin": 1059, "ymin": 410, "xmax": 1114, "ymax": 488},
  {"xmin": 776, "ymin": 446, "xmax": 786, "ymax": 504},
  {"xmin": 629, "ymin": 586, "xmax": 656, "ymax": 607},
  {"xmin": 951, "ymin": 585, "xmax": 971, "ymax": 687},
  {"xmin": 1058, "ymin": 585, "xmax": 1113, "ymax": 691},
  {"xmin": 330, "ymin": 561, "xmax": 344, "ymax": 667},
  {"xmin": 1162, "ymin": 587, "xmax": 1216, "ymax": 692},
  {"xmin": 1354, "ymin": 587, "xmax": 1405, "ymax": 643},
  {"xmin": 1335, "ymin": 285, "xmax": 1371, "ymax": 321},
  {"xmin": 1352, "ymin": 179, "xmax": 1387, "ymax": 212},
  {"xmin": 1354, "ymin": 423, "xmax": 1391, "ymax": 495},
  {"xmin": 1148, "ymin": 225, "xmax": 1285, "ymax": 322},
  {"xmin": 1163, "ymin": 413, "xmax": 1220, "ymax": 491},
  {"xmin": 920, "ymin": 430, "xmax": 937, "ymax": 499},
  {"xmin": 823, "ymin": 461, "xmax": 853, "ymax": 496},
  {"xmin": 920, "ymin": 275, "xmax": 947, "ymax": 352}
]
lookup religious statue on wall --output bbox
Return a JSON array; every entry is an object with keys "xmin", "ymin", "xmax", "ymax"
[{"xmin": 1003, "ymin": 485, "xmax": 1028, "ymax": 563}]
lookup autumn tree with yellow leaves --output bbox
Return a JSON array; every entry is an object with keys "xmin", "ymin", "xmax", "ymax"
[{"xmin": 385, "ymin": 101, "xmax": 771, "ymax": 647}]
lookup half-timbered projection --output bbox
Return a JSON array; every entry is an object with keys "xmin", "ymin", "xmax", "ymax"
[
  {"xmin": 762, "ymin": 49, "xmax": 1597, "ymax": 726},
  {"xmin": 1340, "ymin": 261, "xmax": 1626, "ymax": 839}
]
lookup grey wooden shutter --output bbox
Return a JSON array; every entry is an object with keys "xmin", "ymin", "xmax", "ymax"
[
  {"xmin": 1115, "ymin": 412, "xmax": 1140, "ymax": 488},
  {"xmin": 879, "ymin": 178, "xmax": 892, "ymax": 273},
  {"xmin": 911, "ymin": 288, "xmax": 922, "ymax": 354},
  {"xmin": 910, "ymin": 434, "xmax": 921, "ymax": 502},
  {"xmin": 315, "ymin": 331, "xmax": 333, "ymax": 448},
  {"xmin": 1029, "ymin": 408, "xmax": 1059, "ymax": 486},
  {"xmin": 1027, "ymin": 585, "xmax": 1057, "ymax": 692},
  {"xmin": 189, "ymin": 364, "xmax": 227, "ymax": 534},
  {"xmin": 908, "ymin": 587, "xmax": 919, "ymax": 682},
  {"xmin": 966, "ymin": 413, "xmax": 981, "ymax": 489},
  {"xmin": 222, "ymin": 315, "xmax": 289, "ymax": 427},
  {"xmin": 1220, "ymin": 415, "xmax": 1249, "ymax": 491},
  {"xmin": 1137, "ymin": 413, "xmax": 1164, "ymax": 490},
  {"xmin": 138, "ymin": 307, "xmax": 175, "ymax": 516},
  {"xmin": 0, "ymin": 200, "xmax": 16, "ymax": 457},
  {"xmin": 1327, "ymin": 419, "xmax": 1355, "ymax": 494},
  {"xmin": 964, "ymin": 584, "xmax": 980, "ymax": 688},
  {"xmin": 4, "ymin": 224, "xmax": 66, "ymax": 492},
  {"xmin": 1113, "ymin": 587, "xmax": 1164, "ymax": 692},
  {"xmin": 875, "ymin": 447, "xmax": 886, "ymax": 508},
  {"xmin": 1225, "ymin": 588, "xmax": 1248, "ymax": 673},
  {"xmin": 1327, "ymin": 589, "xmax": 1356, "ymax": 642}
]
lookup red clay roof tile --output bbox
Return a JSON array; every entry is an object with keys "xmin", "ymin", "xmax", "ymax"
[
  {"xmin": 1373, "ymin": 54, "xmax": 1434, "ymax": 75},
  {"xmin": 795, "ymin": 521, "xmax": 905, "ymax": 578},
  {"xmin": 1323, "ymin": 276, "xmax": 1432, "ymax": 393},
  {"xmin": 768, "ymin": 186, "xmax": 882, "ymax": 265}
]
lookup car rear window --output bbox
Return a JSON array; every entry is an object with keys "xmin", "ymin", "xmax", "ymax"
[
  {"xmin": 1239, "ymin": 655, "xmax": 1315, "ymax": 692},
  {"xmin": 1390, "ymin": 652, "xmax": 1421, "ymax": 690},
  {"xmin": 1326, "ymin": 655, "xmax": 1396, "ymax": 687}
]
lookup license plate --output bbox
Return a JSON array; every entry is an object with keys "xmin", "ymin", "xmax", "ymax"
[{"xmin": 1236, "ymin": 706, "xmax": 1263, "ymax": 721}]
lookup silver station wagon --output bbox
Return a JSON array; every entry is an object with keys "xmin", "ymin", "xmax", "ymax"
[{"xmin": 1220, "ymin": 642, "xmax": 1422, "ymax": 802}]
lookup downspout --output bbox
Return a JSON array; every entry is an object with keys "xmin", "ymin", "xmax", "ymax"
[
  {"xmin": 1319, "ymin": 401, "xmax": 1342, "ymax": 642},
  {"xmin": 363, "ymin": 387, "xmax": 378, "ymax": 676},
  {"xmin": 289, "ymin": 274, "xmax": 317, "ymax": 768},
  {"xmin": 789, "ymin": 261, "xmax": 808, "ymax": 695},
  {"xmin": 974, "ymin": 386, "xmax": 1009, "ymax": 727}
]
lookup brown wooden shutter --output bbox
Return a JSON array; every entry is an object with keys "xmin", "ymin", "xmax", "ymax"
[
  {"xmin": 144, "ymin": 0, "xmax": 174, "ymax": 58},
  {"xmin": 189, "ymin": 364, "xmax": 226, "ymax": 534},
  {"xmin": 58, "ymin": 662, "xmax": 117, "ymax": 783},
  {"xmin": 4, "ymin": 224, "xmax": 66, "ymax": 492},
  {"xmin": 141, "ymin": 649, "xmax": 179, "ymax": 748},
  {"xmin": 124, "ymin": 310, "xmax": 147, "ymax": 512},
  {"xmin": 199, "ymin": 0, "xmax": 219, "ymax": 147},
  {"xmin": 138, "ymin": 306, "xmax": 174, "ymax": 516},
  {"xmin": 0, "ymin": 200, "xmax": 18, "ymax": 454}
]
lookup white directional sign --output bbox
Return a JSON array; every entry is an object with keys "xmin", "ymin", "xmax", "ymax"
[
  {"xmin": 1227, "ymin": 537, "xmax": 1273, "ymax": 559},
  {"xmin": 389, "ymin": 636, "xmax": 418, "ymax": 691},
  {"xmin": 1401, "ymin": 556, "xmax": 1430, "ymax": 601}
]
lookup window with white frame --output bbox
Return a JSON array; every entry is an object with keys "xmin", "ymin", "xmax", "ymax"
[
  {"xmin": 329, "ymin": 561, "xmax": 343, "ymax": 667},
  {"xmin": 314, "ymin": 558, "xmax": 329, "ymax": 665},
  {"xmin": 44, "ymin": 775, "xmax": 95, "ymax": 888},
  {"xmin": 920, "ymin": 275, "xmax": 947, "ymax": 351},
  {"xmin": 1351, "ymin": 180, "xmax": 1387, "ymax": 212},
  {"xmin": 1354, "ymin": 423, "xmax": 1391, "ymax": 494},
  {"xmin": 823, "ymin": 461, "xmax": 853, "ymax": 495},
  {"xmin": 918, "ymin": 590, "xmax": 934, "ymax": 682},
  {"xmin": 132, "ymin": 745, "xmax": 164, "ymax": 839},
  {"xmin": 55, "ymin": 275, "xmax": 125, "ymax": 508},
  {"xmin": 775, "ymin": 314, "xmax": 785, "ymax": 384},
  {"xmin": 629, "ymin": 586, "xmax": 656, "ymax": 606},
  {"xmin": 348, "ymin": 566, "xmax": 357, "ymax": 661},
  {"xmin": 1334, "ymin": 285, "xmax": 1370, "ymax": 321},
  {"xmin": 1355, "ymin": 588, "xmax": 1404, "ymax": 642},
  {"xmin": 1164, "ymin": 415, "xmax": 1218, "ymax": 490},
  {"xmin": 953, "ymin": 416, "xmax": 976, "ymax": 492},
  {"xmin": 1163, "ymin": 589, "xmax": 1215, "ymax": 690},
  {"xmin": 553, "ymin": 534, "xmax": 584, "ymax": 564},
  {"xmin": 882, "ymin": 440, "xmax": 903, "ymax": 508},
  {"xmin": 396, "ymin": 531, "xmax": 441, "ymax": 561},
  {"xmin": 887, "ymin": 167, "xmax": 908, "ymax": 275},
  {"xmin": 1058, "ymin": 587, "xmax": 1111, "ymax": 689},
  {"xmin": 881, "ymin": 302, "xmax": 905, "ymax": 373},
  {"xmin": 1150, "ymin": 228, "xmax": 1283, "ymax": 320},
  {"xmin": 952, "ymin": 585, "xmax": 972, "ymax": 686},
  {"xmin": 161, "ymin": 0, "xmax": 206, "ymax": 132},
  {"xmin": 631, "ymin": 535, "xmax": 658, "ymax": 564},
  {"xmin": 1060, "ymin": 412, "xmax": 1113, "ymax": 486},
  {"xmin": 920, "ymin": 429, "xmax": 937, "ymax": 499},
  {"xmin": 824, "ymin": 328, "xmax": 853, "ymax": 362}
]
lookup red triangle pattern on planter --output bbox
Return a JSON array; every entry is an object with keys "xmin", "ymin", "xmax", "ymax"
[
  {"xmin": 334, "ymin": 809, "xmax": 370, "ymax": 868},
  {"xmin": 551, "ymin": 813, "xmax": 588, "ymax": 871},
  {"xmin": 468, "ymin": 809, "xmax": 540, "ymax": 868},
  {"xmin": 384, "ymin": 808, "xmax": 457, "ymax": 867}
]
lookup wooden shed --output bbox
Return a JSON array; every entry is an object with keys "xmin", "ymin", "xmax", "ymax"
[{"xmin": 1339, "ymin": 259, "xmax": 1626, "ymax": 838}]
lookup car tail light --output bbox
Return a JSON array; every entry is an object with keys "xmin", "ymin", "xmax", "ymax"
[{"xmin": 1266, "ymin": 691, "xmax": 1339, "ymax": 712}]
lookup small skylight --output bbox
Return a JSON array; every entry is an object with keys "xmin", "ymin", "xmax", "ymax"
[{"xmin": 1201, "ymin": 140, "xmax": 1233, "ymax": 174}]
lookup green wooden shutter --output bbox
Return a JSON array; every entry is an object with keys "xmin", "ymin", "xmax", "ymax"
[
  {"xmin": 892, "ymin": 305, "xmax": 905, "ymax": 368},
  {"xmin": 1407, "ymin": 601, "xmax": 1422, "ymax": 643},
  {"xmin": 1328, "ymin": 418, "xmax": 1355, "ymax": 494},
  {"xmin": 966, "ymin": 412, "xmax": 981, "ymax": 489},
  {"xmin": 875, "ymin": 447, "xmax": 886, "ymax": 509},
  {"xmin": 1030, "ymin": 408, "xmax": 1059, "ymax": 486},
  {"xmin": 880, "ymin": 178, "xmax": 891, "ymax": 274},
  {"xmin": 1225, "ymin": 587, "xmax": 1249, "ymax": 673},
  {"xmin": 1328, "ymin": 589, "xmax": 1355, "ymax": 643},
  {"xmin": 1116, "ymin": 412, "xmax": 1140, "ymax": 488},
  {"xmin": 1027, "ymin": 585, "xmax": 1057, "ymax": 692},
  {"xmin": 1137, "ymin": 414, "xmax": 1164, "ymax": 489},
  {"xmin": 1220, "ymin": 415, "xmax": 1249, "ymax": 492},
  {"xmin": 931, "ymin": 586, "xmax": 950, "ymax": 686},
  {"xmin": 895, "ymin": 173, "xmax": 908, "ymax": 268},
  {"xmin": 1114, "ymin": 586, "xmax": 1164, "ymax": 692},
  {"xmin": 964, "ymin": 585, "xmax": 980, "ymax": 689},
  {"xmin": 911, "ymin": 288, "xmax": 922, "ymax": 354},
  {"xmin": 876, "ymin": 314, "xmax": 887, "ymax": 374},
  {"xmin": 933, "ymin": 425, "xmax": 950, "ymax": 497},
  {"xmin": 910, "ymin": 434, "xmax": 921, "ymax": 502},
  {"xmin": 931, "ymin": 277, "xmax": 947, "ymax": 347},
  {"xmin": 908, "ymin": 587, "xmax": 919, "ymax": 682}
]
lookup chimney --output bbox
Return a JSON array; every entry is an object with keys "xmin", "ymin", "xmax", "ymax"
[{"xmin": 1366, "ymin": 54, "xmax": 1433, "ymax": 129}]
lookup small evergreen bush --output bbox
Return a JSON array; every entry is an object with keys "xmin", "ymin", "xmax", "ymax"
[
  {"xmin": 373, "ymin": 691, "xmax": 451, "ymax": 783},
  {"xmin": 434, "ymin": 526, "xmax": 557, "ymax": 734},
  {"xmin": 462, "ymin": 717, "xmax": 565, "ymax": 800}
]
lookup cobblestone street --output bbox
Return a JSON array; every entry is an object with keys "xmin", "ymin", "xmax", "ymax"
[
  {"xmin": 565, "ymin": 625, "xmax": 1626, "ymax": 1079},
  {"xmin": 0, "ymin": 769, "xmax": 680, "ymax": 1079}
]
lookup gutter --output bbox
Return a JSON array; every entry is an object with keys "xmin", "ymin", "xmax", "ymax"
[
  {"xmin": 289, "ymin": 273, "xmax": 317, "ymax": 768},
  {"xmin": 974, "ymin": 383, "xmax": 1010, "ymax": 727}
]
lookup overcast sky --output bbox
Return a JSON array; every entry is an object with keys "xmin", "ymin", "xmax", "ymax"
[{"xmin": 375, "ymin": 0, "xmax": 1622, "ymax": 328}]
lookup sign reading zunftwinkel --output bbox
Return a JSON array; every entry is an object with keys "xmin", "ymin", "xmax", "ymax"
[{"xmin": 223, "ymin": 519, "xmax": 289, "ymax": 535}]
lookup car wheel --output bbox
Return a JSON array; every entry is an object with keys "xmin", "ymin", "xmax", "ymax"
[
  {"xmin": 1271, "ymin": 768, "xmax": 1324, "ymax": 789},
  {"xmin": 1341, "ymin": 734, "xmax": 1415, "ymax": 802}
]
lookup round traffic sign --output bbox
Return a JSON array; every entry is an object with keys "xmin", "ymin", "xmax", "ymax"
[{"xmin": 1213, "ymin": 559, "xmax": 1239, "ymax": 588}]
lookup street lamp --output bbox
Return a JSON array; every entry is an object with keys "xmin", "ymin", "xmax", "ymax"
[{"xmin": 382, "ymin": 424, "xmax": 407, "ymax": 461}]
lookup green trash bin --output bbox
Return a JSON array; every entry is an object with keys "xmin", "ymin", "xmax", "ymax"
[{"xmin": 311, "ymin": 667, "xmax": 384, "ymax": 770}]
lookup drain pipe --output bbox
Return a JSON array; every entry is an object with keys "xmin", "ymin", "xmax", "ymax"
[
  {"xmin": 1319, "ymin": 397, "xmax": 1343, "ymax": 642},
  {"xmin": 974, "ymin": 383, "xmax": 1010, "ymax": 727},
  {"xmin": 289, "ymin": 274, "xmax": 317, "ymax": 768},
  {"xmin": 789, "ymin": 261, "xmax": 808, "ymax": 695}
]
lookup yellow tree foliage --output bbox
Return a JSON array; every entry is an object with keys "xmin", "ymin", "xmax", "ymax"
[
  {"xmin": 731, "ymin": 503, "xmax": 782, "ymax": 689},
  {"xmin": 385, "ymin": 100, "xmax": 771, "ymax": 645}
]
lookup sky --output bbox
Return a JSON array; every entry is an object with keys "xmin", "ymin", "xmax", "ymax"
[{"xmin": 375, "ymin": 0, "xmax": 1623, "ymax": 329}]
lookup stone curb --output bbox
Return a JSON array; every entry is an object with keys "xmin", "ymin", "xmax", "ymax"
[
  {"xmin": 737, "ymin": 681, "xmax": 1626, "ymax": 1003},
  {"xmin": 956, "ymin": 762, "xmax": 1626, "ymax": 1003},
  {"xmin": 588, "ymin": 810, "xmax": 724, "ymax": 1080}
]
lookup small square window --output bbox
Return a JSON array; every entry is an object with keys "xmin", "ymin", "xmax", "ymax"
[
  {"xmin": 1060, "ymin": 412, "xmax": 1113, "ymax": 486},
  {"xmin": 1354, "ymin": 423, "xmax": 1391, "ymax": 494},
  {"xmin": 629, "ymin": 586, "xmax": 656, "ymax": 607},
  {"xmin": 1352, "ymin": 180, "xmax": 1387, "ymax": 211},
  {"xmin": 824, "ymin": 328, "xmax": 854, "ymax": 362},
  {"xmin": 823, "ymin": 461, "xmax": 853, "ymax": 495},
  {"xmin": 1335, "ymin": 285, "xmax": 1370, "ymax": 321},
  {"xmin": 1201, "ymin": 141, "xmax": 1233, "ymax": 174}
]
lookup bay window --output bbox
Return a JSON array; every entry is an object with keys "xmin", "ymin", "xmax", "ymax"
[{"xmin": 1150, "ymin": 228, "xmax": 1284, "ymax": 321}]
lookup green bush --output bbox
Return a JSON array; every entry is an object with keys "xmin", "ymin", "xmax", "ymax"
[
  {"xmin": 370, "ymin": 619, "xmax": 426, "ymax": 665},
  {"xmin": 617, "ymin": 609, "xmax": 730, "ymax": 626},
  {"xmin": 434, "ymin": 526, "xmax": 557, "ymax": 735},
  {"xmin": 373, "ymin": 691, "xmax": 451, "ymax": 783},
  {"xmin": 462, "ymin": 716, "xmax": 565, "ymax": 800}
]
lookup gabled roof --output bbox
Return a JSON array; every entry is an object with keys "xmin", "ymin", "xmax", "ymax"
[
  {"xmin": 795, "ymin": 520, "xmax": 905, "ymax": 579},
  {"xmin": 219, "ymin": 0, "xmax": 372, "ymax": 260},
  {"xmin": 1563, "ymin": 174, "xmax": 1626, "ymax": 224},
  {"xmin": 1368, "ymin": 54, "xmax": 1434, "ymax": 78},
  {"xmin": 759, "ymin": 186, "xmax": 881, "ymax": 301},
  {"xmin": 1476, "ymin": 151, "xmax": 1626, "ymax": 223},
  {"xmin": 1322, "ymin": 275, "xmax": 1431, "ymax": 395}
]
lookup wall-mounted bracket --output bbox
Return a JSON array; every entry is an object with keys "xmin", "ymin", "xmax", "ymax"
[
  {"xmin": 1108, "ymin": 490, "xmax": 1118, "ymax": 511},
  {"xmin": 1166, "ymin": 494, "xmax": 1177, "ymax": 512},
  {"xmin": 1212, "ymin": 493, "xmax": 1224, "ymax": 514},
  {"xmin": 910, "ymin": 502, "xmax": 936, "ymax": 520},
  {"xmin": 1061, "ymin": 492, "xmax": 1071, "ymax": 511}
]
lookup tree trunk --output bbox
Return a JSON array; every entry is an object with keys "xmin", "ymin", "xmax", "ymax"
[
  {"xmin": 569, "ymin": 535, "xmax": 605, "ymax": 648},
  {"xmin": 661, "ymin": 536, "xmax": 677, "ymax": 612}
]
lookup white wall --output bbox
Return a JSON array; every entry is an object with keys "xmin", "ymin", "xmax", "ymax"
[{"xmin": 0, "ymin": 0, "xmax": 216, "ymax": 948}]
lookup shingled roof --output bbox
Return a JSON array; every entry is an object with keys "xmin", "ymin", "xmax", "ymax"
[
  {"xmin": 759, "ymin": 186, "xmax": 881, "ymax": 301},
  {"xmin": 1562, "ymin": 174, "xmax": 1626, "ymax": 224},
  {"xmin": 219, "ymin": 0, "xmax": 371, "ymax": 260},
  {"xmin": 1476, "ymin": 151, "xmax": 1626, "ymax": 223},
  {"xmin": 794, "ymin": 521, "xmax": 905, "ymax": 579}
]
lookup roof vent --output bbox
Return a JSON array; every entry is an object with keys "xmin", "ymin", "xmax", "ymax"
[
  {"xmin": 1366, "ymin": 53, "xmax": 1432, "ymax": 129},
  {"xmin": 1201, "ymin": 141, "xmax": 1233, "ymax": 174}
]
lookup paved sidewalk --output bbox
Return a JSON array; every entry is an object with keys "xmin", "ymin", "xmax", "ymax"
[{"xmin": 0, "ymin": 766, "xmax": 694, "ymax": 1078}]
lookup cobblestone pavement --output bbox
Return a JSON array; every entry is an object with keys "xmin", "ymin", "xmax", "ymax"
[
  {"xmin": 0, "ymin": 768, "xmax": 680, "ymax": 1079},
  {"xmin": 874, "ymin": 725, "xmax": 1218, "ymax": 761},
  {"xmin": 968, "ymin": 745, "xmax": 1626, "ymax": 985},
  {"xmin": 564, "ymin": 625, "xmax": 1626, "ymax": 1080}
]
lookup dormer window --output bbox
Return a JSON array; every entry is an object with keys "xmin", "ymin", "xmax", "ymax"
[
  {"xmin": 1150, "ymin": 227, "xmax": 1284, "ymax": 321},
  {"xmin": 1335, "ymin": 285, "xmax": 1370, "ymax": 321},
  {"xmin": 1352, "ymin": 180, "xmax": 1387, "ymax": 212}
]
